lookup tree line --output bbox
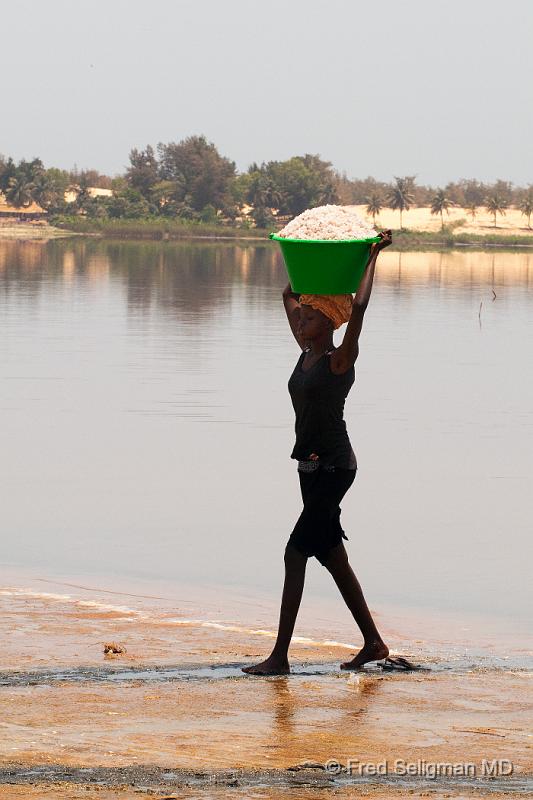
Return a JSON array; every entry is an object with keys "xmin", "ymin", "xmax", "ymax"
[{"xmin": 1, "ymin": 136, "xmax": 532, "ymax": 229}]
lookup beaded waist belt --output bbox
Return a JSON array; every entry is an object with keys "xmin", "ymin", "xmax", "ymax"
[{"xmin": 298, "ymin": 459, "xmax": 336, "ymax": 473}]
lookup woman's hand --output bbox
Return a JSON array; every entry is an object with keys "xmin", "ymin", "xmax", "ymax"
[
  {"xmin": 282, "ymin": 282, "xmax": 295, "ymax": 297},
  {"xmin": 370, "ymin": 229, "xmax": 392, "ymax": 257}
]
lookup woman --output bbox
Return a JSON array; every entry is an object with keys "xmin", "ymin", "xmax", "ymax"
[{"xmin": 243, "ymin": 230, "xmax": 393, "ymax": 675}]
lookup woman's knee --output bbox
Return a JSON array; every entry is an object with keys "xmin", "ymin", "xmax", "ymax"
[{"xmin": 323, "ymin": 541, "xmax": 349, "ymax": 572}]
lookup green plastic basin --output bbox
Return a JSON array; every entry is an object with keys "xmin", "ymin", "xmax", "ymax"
[{"xmin": 270, "ymin": 233, "xmax": 380, "ymax": 294}]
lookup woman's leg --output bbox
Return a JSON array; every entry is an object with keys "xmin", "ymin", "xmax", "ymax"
[
  {"xmin": 243, "ymin": 471, "xmax": 313, "ymax": 675},
  {"xmin": 323, "ymin": 541, "xmax": 389, "ymax": 668},
  {"xmin": 242, "ymin": 543, "xmax": 308, "ymax": 675}
]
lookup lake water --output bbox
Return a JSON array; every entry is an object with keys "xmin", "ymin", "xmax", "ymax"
[{"xmin": 1, "ymin": 239, "xmax": 532, "ymax": 651}]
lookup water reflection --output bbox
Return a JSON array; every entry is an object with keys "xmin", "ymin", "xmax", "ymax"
[
  {"xmin": 266, "ymin": 672, "xmax": 383, "ymax": 746},
  {"xmin": 1, "ymin": 240, "xmax": 532, "ymax": 302},
  {"xmin": 1, "ymin": 239, "xmax": 532, "ymax": 635}
]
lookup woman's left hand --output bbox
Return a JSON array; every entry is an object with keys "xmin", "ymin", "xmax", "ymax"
[{"xmin": 371, "ymin": 229, "xmax": 392, "ymax": 256}]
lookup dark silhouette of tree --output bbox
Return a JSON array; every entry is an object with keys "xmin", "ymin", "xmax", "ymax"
[
  {"xmin": 387, "ymin": 176, "xmax": 415, "ymax": 229},
  {"xmin": 0, "ymin": 156, "xmax": 17, "ymax": 195},
  {"xmin": 485, "ymin": 193, "xmax": 508, "ymax": 228},
  {"xmin": 105, "ymin": 188, "xmax": 151, "ymax": 219},
  {"xmin": 157, "ymin": 135, "xmax": 236, "ymax": 212},
  {"xmin": 3, "ymin": 158, "xmax": 44, "ymax": 207},
  {"xmin": 300, "ymin": 154, "xmax": 339, "ymax": 205},
  {"xmin": 126, "ymin": 145, "xmax": 159, "ymax": 199},
  {"xmin": 33, "ymin": 168, "xmax": 70, "ymax": 212},
  {"xmin": 461, "ymin": 179, "xmax": 487, "ymax": 208},
  {"xmin": 251, "ymin": 205, "xmax": 276, "ymax": 228},
  {"xmin": 519, "ymin": 191, "xmax": 533, "ymax": 229},
  {"xmin": 430, "ymin": 189, "xmax": 453, "ymax": 230},
  {"xmin": 257, "ymin": 155, "xmax": 338, "ymax": 216},
  {"xmin": 150, "ymin": 178, "xmax": 186, "ymax": 216},
  {"xmin": 366, "ymin": 191, "xmax": 383, "ymax": 223},
  {"xmin": 5, "ymin": 176, "xmax": 36, "ymax": 207},
  {"xmin": 466, "ymin": 201, "xmax": 478, "ymax": 220},
  {"xmin": 68, "ymin": 168, "xmax": 112, "ymax": 189}
]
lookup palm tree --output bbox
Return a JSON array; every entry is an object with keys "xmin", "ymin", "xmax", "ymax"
[
  {"xmin": 387, "ymin": 176, "xmax": 415, "ymax": 230},
  {"xmin": 5, "ymin": 175, "xmax": 35, "ymax": 208},
  {"xmin": 519, "ymin": 192, "xmax": 533, "ymax": 229},
  {"xmin": 430, "ymin": 189, "xmax": 453, "ymax": 230},
  {"xmin": 366, "ymin": 191, "xmax": 383, "ymax": 224},
  {"xmin": 32, "ymin": 173, "xmax": 63, "ymax": 211},
  {"xmin": 466, "ymin": 201, "xmax": 478, "ymax": 220},
  {"xmin": 485, "ymin": 193, "xmax": 508, "ymax": 228}
]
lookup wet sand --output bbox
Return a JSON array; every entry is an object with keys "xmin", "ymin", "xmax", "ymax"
[{"xmin": 0, "ymin": 573, "xmax": 531, "ymax": 798}]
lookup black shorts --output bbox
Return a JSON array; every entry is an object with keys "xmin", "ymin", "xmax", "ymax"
[{"xmin": 286, "ymin": 466, "xmax": 356, "ymax": 566}]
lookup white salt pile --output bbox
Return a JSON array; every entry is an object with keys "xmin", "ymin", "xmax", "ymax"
[{"xmin": 277, "ymin": 204, "xmax": 376, "ymax": 240}]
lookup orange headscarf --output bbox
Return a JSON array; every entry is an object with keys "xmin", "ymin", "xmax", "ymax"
[{"xmin": 299, "ymin": 293, "xmax": 353, "ymax": 330}]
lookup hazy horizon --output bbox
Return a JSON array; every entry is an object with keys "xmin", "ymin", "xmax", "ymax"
[{"xmin": 2, "ymin": 0, "xmax": 532, "ymax": 186}]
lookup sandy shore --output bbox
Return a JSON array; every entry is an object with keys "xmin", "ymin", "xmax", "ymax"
[
  {"xmin": 0, "ymin": 223, "xmax": 76, "ymax": 240},
  {"xmin": 0, "ymin": 572, "xmax": 531, "ymax": 798},
  {"xmin": 353, "ymin": 204, "xmax": 533, "ymax": 237}
]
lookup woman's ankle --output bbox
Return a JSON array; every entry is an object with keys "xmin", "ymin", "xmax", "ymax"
[{"xmin": 270, "ymin": 647, "xmax": 289, "ymax": 662}]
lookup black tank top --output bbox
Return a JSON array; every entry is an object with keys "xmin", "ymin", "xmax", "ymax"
[{"xmin": 288, "ymin": 347, "xmax": 357, "ymax": 469}]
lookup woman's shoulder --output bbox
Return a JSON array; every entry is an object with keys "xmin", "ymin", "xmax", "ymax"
[{"xmin": 328, "ymin": 349, "xmax": 355, "ymax": 377}]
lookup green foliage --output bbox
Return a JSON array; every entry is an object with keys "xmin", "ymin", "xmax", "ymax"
[
  {"xmin": 518, "ymin": 189, "xmax": 533, "ymax": 228},
  {"xmin": 126, "ymin": 145, "xmax": 159, "ymax": 199},
  {"xmin": 366, "ymin": 191, "xmax": 383, "ymax": 222},
  {"xmin": 485, "ymin": 192, "xmax": 508, "ymax": 227},
  {"xmin": 462, "ymin": 179, "xmax": 486, "ymax": 206},
  {"xmin": 157, "ymin": 135, "xmax": 236, "ymax": 212},
  {"xmin": 2, "ymin": 158, "xmax": 44, "ymax": 207},
  {"xmin": 2, "ymin": 142, "xmax": 533, "ymax": 240},
  {"xmin": 387, "ymin": 176, "xmax": 416, "ymax": 229},
  {"xmin": 430, "ymin": 189, "xmax": 454, "ymax": 229},
  {"xmin": 6, "ymin": 175, "xmax": 36, "ymax": 207},
  {"xmin": 150, "ymin": 179, "xmax": 186, "ymax": 216},
  {"xmin": 50, "ymin": 216, "xmax": 269, "ymax": 240},
  {"xmin": 199, "ymin": 204, "xmax": 218, "ymax": 223},
  {"xmin": 446, "ymin": 217, "xmax": 467, "ymax": 231},
  {"xmin": 341, "ymin": 175, "xmax": 389, "ymax": 205},
  {"xmin": 68, "ymin": 167, "xmax": 112, "ymax": 190},
  {"xmin": 386, "ymin": 228, "xmax": 533, "ymax": 250},
  {"xmin": 34, "ymin": 168, "xmax": 71, "ymax": 212},
  {"xmin": 104, "ymin": 188, "xmax": 151, "ymax": 219},
  {"xmin": 230, "ymin": 173, "xmax": 252, "ymax": 206},
  {"xmin": 0, "ymin": 156, "xmax": 17, "ymax": 194},
  {"xmin": 267, "ymin": 155, "xmax": 338, "ymax": 215},
  {"xmin": 242, "ymin": 154, "xmax": 338, "ymax": 219},
  {"xmin": 251, "ymin": 205, "xmax": 276, "ymax": 228}
]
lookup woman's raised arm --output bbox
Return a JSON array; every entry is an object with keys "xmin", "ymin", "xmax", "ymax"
[
  {"xmin": 334, "ymin": 230, "xmax": 392, "ymax": 369},
  {"xmin": 282, "ymin": 283, "xmax": 306, "ymax": 350}
]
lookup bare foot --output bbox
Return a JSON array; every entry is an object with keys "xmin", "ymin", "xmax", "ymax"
[
  {"xmin": 242, "ymin": 655, "xmax": 290, "ymax": 675},
  {"xmin": 340, "ymin": 640, "xmax": 389, "ymax": 670}
]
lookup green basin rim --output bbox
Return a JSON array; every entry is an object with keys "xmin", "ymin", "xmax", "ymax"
[{"xmin": 269, "ymin": 233, "xmax": 381, "ymax": 244}]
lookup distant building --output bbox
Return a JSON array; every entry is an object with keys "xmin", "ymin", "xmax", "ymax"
[{"xmin": 64, "ymin": 187, "xmax": 113, "ymax": 203}]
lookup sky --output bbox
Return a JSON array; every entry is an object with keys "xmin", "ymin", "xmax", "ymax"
[{"xmin": 2, "ymin": 0, "xmax": 532, "ymax": 186}]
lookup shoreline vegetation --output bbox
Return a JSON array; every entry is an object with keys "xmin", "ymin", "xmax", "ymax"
[
  {"xmin": 56, "ymin": 217, "xmax": 533, "ymax": 249},
  {"xmin": 1, "ymin": 134, "xmax": 532, "ymax": 249},
  {"xmin": 2, "ymin": 217, "xmax": 533, "ymax": 250}
]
